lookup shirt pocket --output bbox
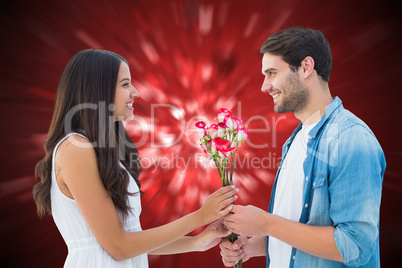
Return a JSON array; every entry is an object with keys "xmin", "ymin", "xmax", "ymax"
[
  {"xmin": 312, "ymin": 175, "xmax": 326, "ymax": 189},
  {"xmin": 308, "ymin": 174, "xmax": 330, "ymax": 224}
]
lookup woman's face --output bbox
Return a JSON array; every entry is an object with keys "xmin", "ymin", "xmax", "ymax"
[{"xmin": 114, "ymin": 61, "xmax": 139, "ymax": 121}]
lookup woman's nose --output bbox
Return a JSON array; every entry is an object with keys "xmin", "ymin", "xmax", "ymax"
[{"xmin": 131, "ymin": 87, "xmax": 139, "ymax": 98}]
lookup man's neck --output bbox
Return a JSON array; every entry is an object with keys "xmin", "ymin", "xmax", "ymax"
[{"xmin": 295, "ymin": 91, "xmax": 333, "ymax": 126}]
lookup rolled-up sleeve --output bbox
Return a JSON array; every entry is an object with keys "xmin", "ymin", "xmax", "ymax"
[{"xmin": 328, "ymin": 124, "xmax": 385, "ymax": 266}]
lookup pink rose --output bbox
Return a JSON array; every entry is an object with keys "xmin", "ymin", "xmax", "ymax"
[
  {"xmin": 216, "ymin": 108, "xmax": 231, "ymax": 123},
  {"xmin": 195, "ymin": 121, "xmax": 206, "ymax": 128},
  {"xmin": 207, "ymin": 124, "xmax": 218, "ymax": 138},
  {"xmin": 217, "ymin": 122, "xmax": 226, "ymax": 138},
  {"xmin": 212, "ymin": 137, "xmax": 235, "ymax": 157},
  {"xmin": 224, "ymin": 116, "xmax": 242, "ymax": 131},
  {"xmin": 195, "ymin": 121, "xmax": 207, "ymax": 137},
  {"xmin": 236, "ymin": 127, "xmax": 249, "ymax": 142}
]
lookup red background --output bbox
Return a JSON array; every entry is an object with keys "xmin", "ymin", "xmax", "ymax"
[{"xmin": 0, "ymin": 0, "xmax": 401, "ymax": 267}]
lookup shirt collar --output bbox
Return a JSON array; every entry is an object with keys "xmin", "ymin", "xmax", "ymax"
[
  {"xmin": 308, "ymin": 96, "xmax": 343, "ymax": 139},
  {"xmin": 287, "ymin": 96, "xmax": 343, "ymax": 142}
]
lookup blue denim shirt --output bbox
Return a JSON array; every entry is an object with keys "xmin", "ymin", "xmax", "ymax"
[{"xmin": 266, "ymin": 97, "xmax": 386, "ymax": 267}]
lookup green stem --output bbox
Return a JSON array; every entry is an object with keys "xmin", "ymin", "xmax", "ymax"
[
  {"xmin": 216, "ymin": 156, "xmax": 226, "ymax": 186},
  {"xmin": 225, "ymin": 158, "xmax": 228, "ymax": 186},
  {"xmin": 212, "ymin": 155, "xmax": 222, "ymax": 178},
  {"xmin": 228, "ymin": 232, "xmax": 242, "ymax": 267},
  {"xmin": 228, "ymin": 139, "xmax": 242, "ymax": 267},
  {"xmin": 229, "ymin": 142, "xmax": 239, "ymax": 185},
  {"xmin": 221, "ymin": 158, "xmax": 226, "ymax": 186}
]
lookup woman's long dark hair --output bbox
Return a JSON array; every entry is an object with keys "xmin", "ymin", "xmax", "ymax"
[{"xmin": 33, "ymin": 49, "xmax": 141, "ymax": 222}]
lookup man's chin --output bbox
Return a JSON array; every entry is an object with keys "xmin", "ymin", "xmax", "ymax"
[{"xmin": 274, "ymin": 105, "xmax": 288, "ymax": 114}]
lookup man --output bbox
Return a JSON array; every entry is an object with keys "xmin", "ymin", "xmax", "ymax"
[{"xmin": 220, "ymin": 26, "xmax": 386, "ymax": 267}]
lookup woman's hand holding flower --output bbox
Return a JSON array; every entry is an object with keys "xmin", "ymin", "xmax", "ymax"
[{"xmin": 196, "ymin": 185, "xmax": 239, "ymax": 226}]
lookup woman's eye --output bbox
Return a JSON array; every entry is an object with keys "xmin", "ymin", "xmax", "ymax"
[{"xmin": 123, "ymin": 83, "xmax": 129, "ymax": 87}]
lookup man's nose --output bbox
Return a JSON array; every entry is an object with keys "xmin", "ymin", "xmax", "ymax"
[{"xmin": 261, "ymin": 78, "xmax": 272, "ymax": 92}]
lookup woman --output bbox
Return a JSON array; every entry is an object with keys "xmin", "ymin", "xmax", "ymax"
[{"xmin": 33, "ymin": 49, "xmax": 238, "ymax": 267}]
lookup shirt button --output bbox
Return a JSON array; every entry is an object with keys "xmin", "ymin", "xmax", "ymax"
[
  {"xmin": 293, "ymin": 256, "xmax": 295, "ymax": 260},
  {"xmin": 313, "ymin": 182, "xmax": 316, "ymax": 187},
  {"xmin": 306, "ymin": 176, "xmax": 308, "ymax": 181},
  {"xmin": 308, "ymin": 136, "xmax": 313, "ymax": 140},
  {"xmin": 305, "ymin": 203, "xmax": 309, "ymax": 208}
]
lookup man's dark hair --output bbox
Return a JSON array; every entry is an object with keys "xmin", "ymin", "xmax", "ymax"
[{"xmin": 260, "ymin": 26, "xmax": 332, "ymax": 82}]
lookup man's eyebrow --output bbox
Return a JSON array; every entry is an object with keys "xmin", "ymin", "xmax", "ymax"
[
  {"xmin": 263, "ymin": 68, "xmax": 277, "ymax": 74},
  {"xmin": 119, "ymin": 78, "xmax": 130, "ymax": 83}
]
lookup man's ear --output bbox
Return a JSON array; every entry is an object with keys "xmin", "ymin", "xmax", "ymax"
[{"xmin": 300, "ymin": 56, "xmax": 315, "ymax": 78}]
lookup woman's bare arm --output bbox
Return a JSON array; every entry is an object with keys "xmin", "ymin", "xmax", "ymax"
[{"xmin": 57, "ymin": 135, "xmax": 238, "ymax": 261}]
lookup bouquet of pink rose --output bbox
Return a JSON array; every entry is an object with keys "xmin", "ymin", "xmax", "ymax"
[{"xmin": 195, "ymin": 108, "xmax": 248, "ymax": 268}]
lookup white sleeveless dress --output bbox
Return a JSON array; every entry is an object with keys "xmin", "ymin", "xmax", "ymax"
[{"xmin": 50, "ymin": 133, "xmax": 149, "ymax": 267}]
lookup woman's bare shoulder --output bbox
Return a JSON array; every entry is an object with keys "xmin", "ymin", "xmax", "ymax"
[{"xmin": 56, "ymin": 134, "xmax": 97, "ymax": 166}]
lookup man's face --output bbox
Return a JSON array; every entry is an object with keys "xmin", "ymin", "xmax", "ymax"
[{"xmin": 261, "ymin": 53, "xmax": 309, "ymax": 114}]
